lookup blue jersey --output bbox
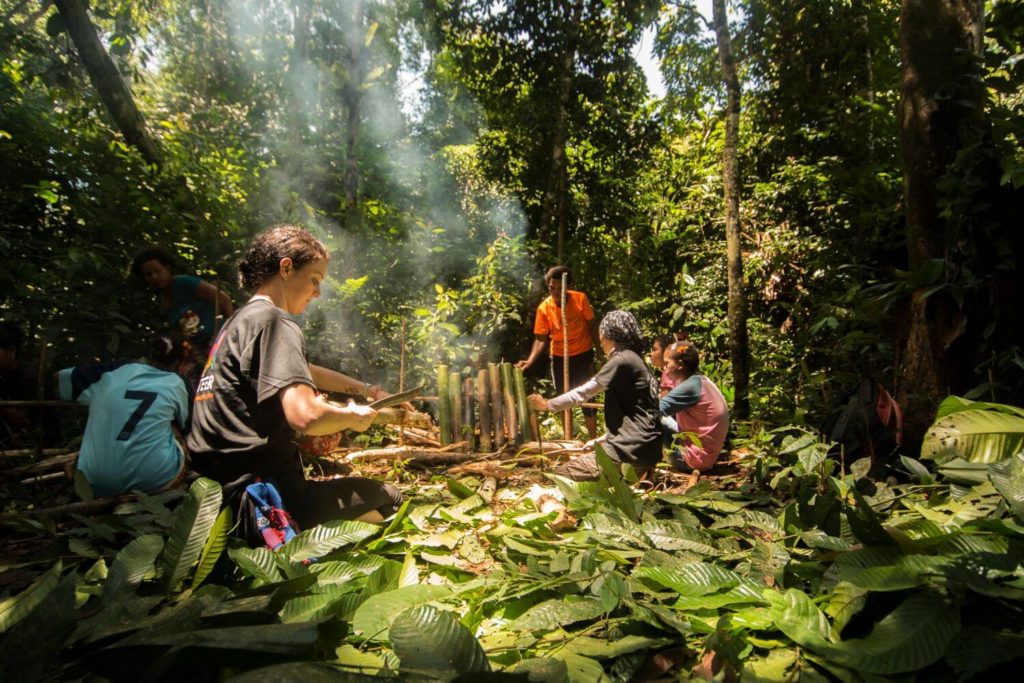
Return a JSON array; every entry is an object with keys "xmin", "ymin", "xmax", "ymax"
[{"xmin": 58, "ymin": 363, "xmax": 191, "ymax": 497}]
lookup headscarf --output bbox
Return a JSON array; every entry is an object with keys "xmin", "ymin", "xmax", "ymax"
[{"xmin": 599, "ymin": 310, "xmax": 645, "ymax": 356}]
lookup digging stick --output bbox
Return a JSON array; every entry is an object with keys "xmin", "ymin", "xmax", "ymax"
[{"xmin": 560, "ymin": 271, "xmax": 571, "ymax": 438}]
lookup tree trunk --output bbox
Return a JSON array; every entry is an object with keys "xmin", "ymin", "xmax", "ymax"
[
  {"xmin": 712, "ymin": 0, "xmax": 750, "ymax": 419},
  {"xmin": 343, "ymin": 0, "xmax": 365, "ymax": 217},
  {"xmin": 537, "ymin": 0, "xmax": 583, "ymax": 254},
  {"xmin": 286, "ymin": 0, "xmax": 313, "ymax": 141},
  {"xmin": 897, "ymin": 0, "xmax": 984, "ymax": 445},
  {"xmin": 54, "ymin": 0, "xmax": 161, "ymax": 166}
]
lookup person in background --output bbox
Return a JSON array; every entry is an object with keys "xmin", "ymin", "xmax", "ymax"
[
  {"xmin": 528, "ymin": 311, "xmax": 662, "ymax": 481},
  {"xmin": 132, "ymin": 245, "xmax": 234, "ymax": 350},
  {"xmin": 650, "ymin": 334, "xmax": 677, "ymax": 397},
  {"xmin": 0, "ymin": 321, "xmax": 35, "ymax": 441},
  {"xmin": 57, "ymin": 334, "xmax": 196, "ymax": 496},
  {"xmin": 660, "ymin": 340, "xmax": 730, "ymax": 472},
  {"xmin": 187, "ymin": 225, "xmax": 402, "ymax": 526},
  {"xmin": 516, "ymin": 266, "xmax": 599, "ymax": 440}
]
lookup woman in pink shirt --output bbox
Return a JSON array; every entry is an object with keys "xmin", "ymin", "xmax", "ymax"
[{"xmin": 660, "ymin": 340, "xmax": 730, "ymax": 472}]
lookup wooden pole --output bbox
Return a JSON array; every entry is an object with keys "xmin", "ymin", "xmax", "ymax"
[
  {"xmin": 501, "ymin": 363, "xmax": 519, "ymax": 444},
  {"xmin": 560, "ymin": 272, "xmax": 571, "ymax": 438},
  {"xmin": 488, "ymin": 363, "xmax": 506, "ymax": 449},
  {"xmin": 399, "ymin": 317, "xmax": 407, "ymax": 392},
  {"xmin": 449, "ymin": 371, "xmax": 463, "ymax": 449},
  {"xmin": 462, "ymin": 377, "xmax": 476, "ymax": 451},
  {"xmin": 477, "ymin": 369, "xmax": 493, "ymax": 452},
  {"xmin": 437, "ymin": 365, "xmax": 451, "ymax": 445},
  {"xmin": 514, "ymin": 366, "xmax": 532, "ymax": 442}
]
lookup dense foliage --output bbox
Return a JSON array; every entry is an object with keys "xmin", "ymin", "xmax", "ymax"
[{"xmin": 2, "ymin": 0, "xmax": 1024, "ymax": 677}]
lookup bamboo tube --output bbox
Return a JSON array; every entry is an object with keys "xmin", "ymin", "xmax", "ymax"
[
  {"xmin": 449, "ymin": 371, "xmax": 463, "ymax": 448},
  {"xmin": 513, "ymin": 366, "xmax": 532, "ymax": 442},
  {"xmin": 500, "ymin": 363, "xmax": 519, "ymax": 444},
  {"xmin": 477, "ymin": 369, "xmax": 493, "ymax": 452},
  {"xmin": 462, "ymin": 377, "xmax": 476, "ymax": 451},
  {"xmin": 488, "ymin": 363, "xmax": 506, "ymax": 449},
  {"xmin": 437, "ymin": 365, "xmax": 451, "ymax": 445}
]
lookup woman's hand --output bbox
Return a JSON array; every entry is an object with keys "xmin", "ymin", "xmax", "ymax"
[
  {"xmin": 527, "ymin": 393, "xmax": 549, "ymax": 411},
  {"xmin": 282, "ymin": 383, "xmax": 378, "ymax": 435}
]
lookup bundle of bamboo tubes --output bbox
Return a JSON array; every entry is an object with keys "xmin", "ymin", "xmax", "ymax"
[{"xmin": 436, "ymin": 362, "xmax": 539, "ymax": 450}]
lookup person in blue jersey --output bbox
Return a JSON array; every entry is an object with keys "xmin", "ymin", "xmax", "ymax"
[
  {"xmin": 187, "ymin": 225, "xmax": 403, "ymax": 526},
  {"xmin": 132, "ymin": 245, "xmax": 234, "ymax": 348},
  {"xmin": 57, "ymin": 335, "xmax": 197, "ymax": 497}
]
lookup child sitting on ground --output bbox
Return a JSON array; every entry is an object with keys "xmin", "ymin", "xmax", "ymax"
[
  {"xmin": 660, "ymin": 340, "xmax": 730, "ymax": 472},
  {"xmin": 57, "ymin": 335, "xmax": 196, "ymax": 496}
]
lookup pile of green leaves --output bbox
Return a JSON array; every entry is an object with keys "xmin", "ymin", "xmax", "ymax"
[{"xmin": 3, "ymin": 413, "xmax": 1024, "ymax": 680}]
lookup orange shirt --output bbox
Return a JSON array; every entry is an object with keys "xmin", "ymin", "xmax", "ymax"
[{"xmin": 534, "ymin": 290, "xmax": 595, "ymax": 357}]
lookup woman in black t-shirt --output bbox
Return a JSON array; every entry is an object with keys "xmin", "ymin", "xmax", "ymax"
[
  {"xmin": 528, "ymin": 310, "xmax": 662, "ymax": 481},
  {"xmin": 187, "ymin": 225, "xmax": 402, "ymax": 526}
]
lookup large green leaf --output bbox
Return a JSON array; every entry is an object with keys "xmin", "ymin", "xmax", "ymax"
[
  {"xmin": 279, "ymin": 584, "xmax": 355, "ymax": 623},
  {"xmin": 922, "ymin": 408, "xmax": 1024, "ymax": 463},
  {"xmin": 389, "ymin": 604, "xmax": 490, "ymax": 674},
  {"xmin": 228, "ymin": 547, "xmax": 283, "ymax": 584},
  {"xmin": 514, "ymin": 596, "xmax": 608, "ymax": 631},
  {"xmin": 826, "ymin": 592, "xmax": 960, "ymax": 674},
  {"xmin": 634, "ymin": 561, "xmax": 744, "ymax": 596},
  {"xmin": 281, "ymin": 519, "xmax": 380, "ymax": 562},
  {"xmin": 351, "ymin": 584, "xmax": 452, "ymax": 641},
  {"xmin": 160, "ymin": 477, "xmax": 223, "ymax": 591},
  {"xmin": 192, "ymin": 506, "xmax": 233, "ymax": 588},
  {"xmin": 935, "ymin": 396, "xmax": 1024, "ymax": 420},
  {"xmin": 641, "ymin": 520, "xmax": 722, "ymax": 555},
  {"xmin": 767, "ymin": 589, "xmax": 835, "ymax": 650},
  {"xmin": 988, "ymin": 452, "xmax": 1024, "ymax": 518},
  {"xmin": 0, "ymin": 561, "xmax": 62, "ymax": 634},
  {"xmin": 104, "ymin": 534, "xmax": 164, "ymax": 602}
]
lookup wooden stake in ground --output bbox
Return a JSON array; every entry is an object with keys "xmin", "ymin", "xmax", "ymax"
[
  {"xmin": 437, "ymin": 365, "xmax": 451, "ymax": 445},
  {"xmin": 477, "ymin": 369, "xmax": 493, "ymax": 452},
  {"xmin": 488, "ymin": 363, "xmax": 506, "ymax": 449},
  {"xmin": 560, "ymin": 271, "xmax": 571, "ymax": 438},
  {"xmin": 399, "ymin": 317, "xmax": 407, "ymax": 393}
]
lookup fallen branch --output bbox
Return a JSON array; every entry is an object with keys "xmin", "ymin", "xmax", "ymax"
[
  {"xmin": 0, "ymin": 496, "xmax": 125, "ymax": 520},
  {"xmin": 2, "ymin": 452, "xmax": 78, "ymax": 479},
  {"xmin": 21, "ymin": 472, "xmax": 65, "ymax": 485},
  {"xmin": 1, "ymin": 448, "xmax": 77, "ymax": 459}
]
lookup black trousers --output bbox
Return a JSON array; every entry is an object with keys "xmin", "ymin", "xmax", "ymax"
[{"xmin": 193, "ymin": 447, "xmax": 403, "ymax": 530}]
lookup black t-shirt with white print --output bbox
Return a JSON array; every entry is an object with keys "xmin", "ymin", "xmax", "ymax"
[{"xmin": 187, "ymin": 298, "xmax": 314, "ymax": 478}]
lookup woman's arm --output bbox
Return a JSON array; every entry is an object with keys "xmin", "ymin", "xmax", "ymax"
[
  {"xmin": 280, "ymin": 383, "xmax": 376, "ymax": 435},
  {"xmin": 194, "ymin": 279, "xmax": 234, "ymax": 317},
  {"xmin": 528, "ymin": 377, "xmax": 603, "ymax": 412},
  {"xmin": 308, "ymin": 363, "xmax": 389, "ymax": 401}
]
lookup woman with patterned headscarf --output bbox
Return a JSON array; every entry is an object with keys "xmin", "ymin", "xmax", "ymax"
[{"xmin": 528, "ymin": 310, "xmax": 662, "ymax": 481}]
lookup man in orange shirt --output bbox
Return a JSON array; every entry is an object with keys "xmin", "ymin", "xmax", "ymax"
[{"xmin": 516, "ymin": 266, "xmax": 599, "ymax": 440}]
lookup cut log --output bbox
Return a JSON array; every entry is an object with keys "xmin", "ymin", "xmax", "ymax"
[
  {"xmin": 370, "ymin": 408, "xmax": 433, "ymax": 429},
  {"xmin": 385, "ymin": 426, "xmax": 440, "ymax": 448}
]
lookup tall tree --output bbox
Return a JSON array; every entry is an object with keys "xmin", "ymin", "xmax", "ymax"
[
  {"xmin": 711, "ymin": 0, "xmax": 749, "ymax": 419},
  {"xmin": 53, "ymin": 0, "xmax": 161, "ymax": 165},
  {"xmin": 898, "ymin": 0, "xmax": 984, "ymax": 442}
]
